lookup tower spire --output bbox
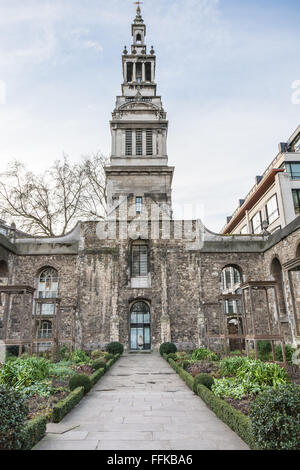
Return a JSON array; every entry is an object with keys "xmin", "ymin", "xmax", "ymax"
[{"xmin": 134, "ymin": 1, "xmax": 143, "ymax": 18}]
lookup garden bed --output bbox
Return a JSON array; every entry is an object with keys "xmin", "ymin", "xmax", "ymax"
[
  {"xmin": 0, "ymin": 343, "xmax": 123, "ymax": 449},
  {"xmin": 161, "ymin": 343, "xmax": 300, "ymax": 450}
]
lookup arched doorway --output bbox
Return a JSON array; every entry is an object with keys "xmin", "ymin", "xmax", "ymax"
[{"xmin": 130, "ymin": 301, "xmax": 151, "ymax": 350}]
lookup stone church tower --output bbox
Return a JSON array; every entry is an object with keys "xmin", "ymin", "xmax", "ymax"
[
  {"xmin": 0, "ymin": 5, "xmax": 299, "ymax": 357},
  {"xmin": 106, "ymin": 4, "xmax": 174, "ymax": 219}
]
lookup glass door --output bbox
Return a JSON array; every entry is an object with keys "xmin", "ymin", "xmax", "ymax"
[{"xmin": 130, "ymin": 301, "xmax": 151, "ymax": 350}]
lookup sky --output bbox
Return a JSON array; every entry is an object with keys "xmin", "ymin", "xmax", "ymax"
[{"xmin": 0, "ymin": 0, "xmax": 299, "ymax": 232}]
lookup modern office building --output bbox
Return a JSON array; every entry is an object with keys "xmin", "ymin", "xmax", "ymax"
[{"xmin": 222, "ymin": 126, "xmax": 300, "ymax": 235}]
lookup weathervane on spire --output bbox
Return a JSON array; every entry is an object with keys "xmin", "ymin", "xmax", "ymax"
[{"xmin": 134, "ymin": 1, "xmax": 143, "ymax": 16}]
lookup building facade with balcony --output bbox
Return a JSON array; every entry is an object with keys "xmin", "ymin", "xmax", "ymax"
[{"xmin": 222, "ymin": 126, "xmax": 300, "ymax": 235}]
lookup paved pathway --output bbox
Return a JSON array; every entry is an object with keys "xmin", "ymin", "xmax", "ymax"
[{"xmin": 34, "ymin": 353, "xmax": 249, "ymax": 450}]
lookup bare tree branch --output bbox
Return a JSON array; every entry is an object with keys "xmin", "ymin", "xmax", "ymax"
[{"xmin": 0, "ymin": 153, "xmax": 108, "ymax": 237}]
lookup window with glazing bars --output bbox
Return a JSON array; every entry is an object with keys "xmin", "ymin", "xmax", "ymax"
[
  {"xmin": 265, "ymin": 194, "xmax": 279, "ymax": 224},
  {"xmin": 125, "ymin": 129, "xmax": 132, "ymax": 156},
  {"xmin": 136, "ymin": 129, "xmax": 143, "ymax": 155},
  {"xmin": 146, "ymin": 129, "xmax": 153, "ymax": 155},
  {"xmin": 131, "ymin": 244, "xmax": 148, "ymax": 277}
]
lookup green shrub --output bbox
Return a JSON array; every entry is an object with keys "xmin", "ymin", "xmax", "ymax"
[
  {"xmin": 257, "ymin": 340, "xmax": 272, "ymax": 360},
  {"xmin": 0, "ymin": 356, "xmax": 51, "ymax": 392},
  {"xmin": 180, "ymin": 360, "xmax": 190, "ymax": 371},
  {"xmin": 69, "ymin": 374, "xmax": 92, "ymax": 394},
  {"xmin": 229, "ymin": 350, "xmax": 246, "ymax": 357},
  {"xmin": 58, "ymin": 345, "xmax": 71, "ymax": 360},
  {"xmin": 191, "ymin": 348, "xmax": 219, "ymax": 362},
  {"xmin": 193, "ymin": 373, "xmax": 214, "ymax": 392},
  {"xmin": 197, "ymin": 384, "xmax": 256, "ymax": 449},
  {"xmin": 275, "ymin": 344, "xmax": 296, "ymax": 364},
  {"xmin": 213, "ymin": 358, "xmax": 288, "ymax": 399},
  {"xmin": 159, "ymin": 342, "xmax": 177, "ymax": 356},
  {"xmin": 90, "ymin": 368, "xmax": 105, "ymax": 386},
  {"xmin": 71, "ymin": 349, "xmax": 90, "ymax": 364},
  {"xmin": 219, "ymin": 356, "xmax": 248, "ymax": 376},
  {"xmin": 22, "ymin": 414, "xmax": 47, "ymax": 450},
  {"xmin": 106, "ymin": 342, "xmax": 124, "ymax": 355},
  {"xmin": 0, "ymin": 384, "xmax": 28, "ymax": 450},
  {"xmin": 52, "ymin": 387, "xmax": 84, "ymax": 423},
  {"xmin": 91, "ymin": 350, "xmax": 106, "ymax": 360},
  {"xmin": 249, "ymin": 384, "xmax": 300, "ymax": 450},
  {"xmin": 105, "ymin": 353, "xmax": 114, "ymax": 361},
  {"xmin": 92, "ymin": 359, "xmax": 107, "ymax": 371},
  {"xmin": 167, "ymin": 353, "xmax": 177, "ymax": 361}
]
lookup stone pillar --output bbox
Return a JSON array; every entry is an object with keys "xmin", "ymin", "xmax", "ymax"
[
  {"xmin": 142, "ymin": 63, "xmax": 145, "ymax": 82},
  {"xmin": 124, "ymin": 62, "xmax": 127, "ymax": 82},
  {"xmin": 162, "ymin": 129, "xmax": 167, "ymax": 155},
  {"xmin": 0, "ymin": 340, "xmax": 5, "ymax": 364},
  {"xmin": 160, "ymin": 257, "xmax": 171, "ymax": 344},
  {"xmin": 142, "ymin": 129, "xmax": 147, "ymax": 155},
  {"xmin": 133, "ymin": 62, "xmax": 136, "ymax": 82},
  {"xmin": 161, "ymin": 315, "xmax": 171, "ymax": 343},
  {"xmin": 151, "ymin": 61, "xmax": 155, "ymax": 82},
  {"xmin": 153, "ymin": 130, "xmax": 157, "ymax": 156},
  {"xmin": 110, "ymin": 316, "xmax": 120, "ymax": 342},
  {"xmin": 132, "ymin": 129, "xmax": 136, "ymax": 155}
]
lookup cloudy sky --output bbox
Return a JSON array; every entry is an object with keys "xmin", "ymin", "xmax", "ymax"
[{"xmin": 0, "ymin": 0, "xmax": 299, "ymax": 232}]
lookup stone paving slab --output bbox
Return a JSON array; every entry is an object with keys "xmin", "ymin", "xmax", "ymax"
[{"xmin": 34, "ymin": 352, "xmax": 249, "ymax": 451}]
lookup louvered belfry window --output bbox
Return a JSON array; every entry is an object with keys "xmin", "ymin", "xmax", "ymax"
[
  {"xmin": 132, "ymin": 244, "xmax": 148, "ymax": 277},
  {"xmin": 136, "ymin": 129, "xmax": 143, "ymax": 155},
  {"xmin": 146, "ymin": 129, "xmax": 153, "ymax": 155},
  {"xmin": 125, "ymin": 129, "xmax": 133, "ymax": 156}
]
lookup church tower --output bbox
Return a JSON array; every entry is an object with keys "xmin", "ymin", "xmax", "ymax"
[{"xmin": 106, "ymin": 4, "xmax": 174, "ymax": 218}]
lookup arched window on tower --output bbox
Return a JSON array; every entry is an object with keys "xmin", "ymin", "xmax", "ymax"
[{"xmin": 136, "ymin": 33, "xmax": 142, "ymax": 43}]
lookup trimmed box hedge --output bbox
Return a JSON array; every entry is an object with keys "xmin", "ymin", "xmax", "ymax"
[
  {"xmin": 168, "ymin": 358, "xmax": 194, "ymax": 390},
  {"xmin": 22, "ymin": 414, "xmax": 47, "ymax": 450},
  {"xmin": 52, "ymin": 386, "xmax": 84, "ymax": 423},
  {"xmin": 165, "ymin": 356, "xmax": 256, "ymax": 449},
  {"xmin": 196, "ymin": 384, "xmax": 256, "ymax": 449},
  {"xmin": 90, "ymin": 367, "xmax": 105, "ymax": 386}
]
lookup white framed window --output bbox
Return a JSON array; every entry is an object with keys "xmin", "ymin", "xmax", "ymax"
[
  {"xmin": 38, "ymin": 320, "xmax": 52, "ymax": 339},
  {"xmin": 265, "ymin": 194, "xmax": 279, "ymax": 224},
  {"xmin": 251, "ymin": 211, "xmax": 262, "ymax": 234},
  {"xmin": 224, "ymin": 299, "xmax": 242, "ymax": 314},
  {"xmin": 38, "ymin": 268, "xmax": 58, "ymax": 299}
]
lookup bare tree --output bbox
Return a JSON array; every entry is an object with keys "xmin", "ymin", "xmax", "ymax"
[{"xmin": 0, "ymin": 153, "xmax": 108, "ymax": 237}]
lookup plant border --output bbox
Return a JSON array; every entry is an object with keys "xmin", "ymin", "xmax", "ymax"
[
  {"xmin": 24, "ymin": 352, "xmax": 121, "ymax": 448},
  {"xmin": 166, "ymin": 356, "xmax": 256, "ymax": 449}
]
